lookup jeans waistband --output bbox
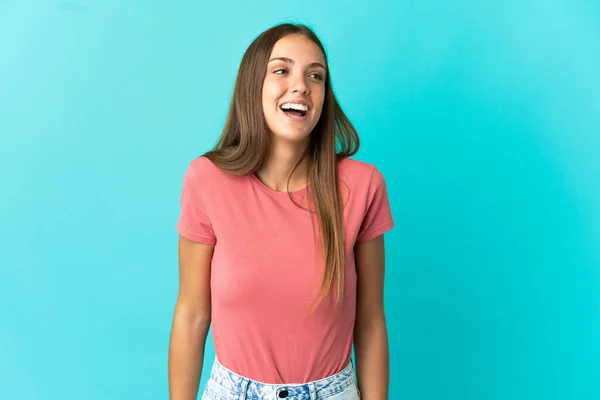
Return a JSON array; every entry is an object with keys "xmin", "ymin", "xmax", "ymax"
[{"xmin": 204, "ymin": 357, "xmax": 357, "ymax": 400}]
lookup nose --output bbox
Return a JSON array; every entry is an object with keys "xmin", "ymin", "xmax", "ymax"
[{"xmin": 290, "ymin": 76, "xmax": 309, "ymax": 94}]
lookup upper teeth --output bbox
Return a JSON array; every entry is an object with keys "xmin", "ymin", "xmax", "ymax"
[{"xmin": 281, "ymin": 103, "xmax": 308, "ymax": 112}]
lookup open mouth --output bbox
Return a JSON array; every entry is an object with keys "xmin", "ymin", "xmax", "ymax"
[
  {"xmin": 281, "ymin": 108, "xmax": 307, "ymax": 117},
  {"xmin": 280, "ymin": 104, "xmax": 309, "ymax": 120}
]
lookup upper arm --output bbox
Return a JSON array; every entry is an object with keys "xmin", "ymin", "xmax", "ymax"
[
  {"xmin": 175, "ymin": 235, "xmax": 214, "ymax": 324},
  {"xmin": 354, "ymin": 234, "xmax": 387, "ymax": 325}
]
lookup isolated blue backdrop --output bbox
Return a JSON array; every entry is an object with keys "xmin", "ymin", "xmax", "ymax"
[{"xmin": 1, "ymin": 1, "xmax": 599, "ymax": 399}]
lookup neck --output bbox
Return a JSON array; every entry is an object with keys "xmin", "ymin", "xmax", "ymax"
[{"xmin": 254, "ymin": 140, "xmax": 309, "ymax": 192}]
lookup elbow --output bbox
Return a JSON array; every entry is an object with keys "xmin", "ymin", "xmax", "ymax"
[
  {"xmin": 354, "ymin": 308, "xmax": 386, "ymax": 334},
  {"xmin": 173, "ymin": 300, "xmax": 212, "ymax": 330}
]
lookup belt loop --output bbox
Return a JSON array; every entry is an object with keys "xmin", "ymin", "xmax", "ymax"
[
  {"xmin": 238, "ymin": 378, "xmax": 249, "ymax": 400},
  {"xmin": 309, "ymin": 382, "xmax": 317, "ymax": 400}
]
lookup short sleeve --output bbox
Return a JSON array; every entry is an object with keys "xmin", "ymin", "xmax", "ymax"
[
  {"xmin": 176, "ymin": 161, "xmax": 217, "ymax": 244},
  {"xmin": 355, "ymin": 166, "xmax": 395, "ymax": 245}
]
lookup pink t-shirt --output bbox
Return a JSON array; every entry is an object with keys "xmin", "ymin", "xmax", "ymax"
[{"xmin": 176, "ymin": 155, "xmax": 394, "ymax": 384}]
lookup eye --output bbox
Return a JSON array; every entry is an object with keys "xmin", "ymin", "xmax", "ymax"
[
  {"xmin": 310, "ymin": 73, "xmax": 324, "ymax": 81},
  {"xmin": 273, "ymin": 68, "xmax": 288, "ymax": 75}
]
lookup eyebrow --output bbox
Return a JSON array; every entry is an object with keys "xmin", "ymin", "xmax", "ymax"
[{"xmin": 268, "ymin": 57, "xmax": 327, "ymax": 71}]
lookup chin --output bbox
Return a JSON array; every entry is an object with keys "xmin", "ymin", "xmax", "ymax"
[{"xmin": 272, "ymin": 130, "xmax": 311, "ymax": 142}]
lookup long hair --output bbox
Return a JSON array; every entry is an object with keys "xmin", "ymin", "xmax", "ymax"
[{"xmin": 202, "ymin": 23, "xmax": 359, "ymax": 309}]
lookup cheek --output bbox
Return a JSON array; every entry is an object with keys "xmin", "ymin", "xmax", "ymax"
[
  {"xmin": 313, "ymin": 91, "xmax": 325, "ymax": 114},
  {"xmin": 263, "ymin": 79, "xmax": 285, "ymax": 101}
]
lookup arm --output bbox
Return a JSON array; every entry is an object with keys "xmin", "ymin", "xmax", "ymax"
[
  {"xmin": 353, "ymin": 234, "xmax": 389, "ymax": 400},
  {"xmin": 168, "ymin": 235, "xmax": 214, "ymax": 400}
]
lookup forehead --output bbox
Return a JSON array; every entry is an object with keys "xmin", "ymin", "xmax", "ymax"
[{"xmin": 269, "ymin": 34, "xmax": 326, "ymax": 65}]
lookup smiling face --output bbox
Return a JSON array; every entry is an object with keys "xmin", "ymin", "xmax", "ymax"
[{"xmin": 261, "ymin": 34, "xmax": 327, "ymax": 145}]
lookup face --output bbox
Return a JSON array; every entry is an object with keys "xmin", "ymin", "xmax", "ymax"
[{"xmin": 262, "ymin": 34, "xmax": 327, "ymax": 144}]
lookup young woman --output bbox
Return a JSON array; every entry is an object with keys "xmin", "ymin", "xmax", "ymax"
[{"xmin": 168, "ymin": 23, "xmax": 395, "ymax": 400}]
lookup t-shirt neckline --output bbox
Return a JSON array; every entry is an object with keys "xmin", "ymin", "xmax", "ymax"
[{"xmin": 249, "ymin": 172, "xmax": 309, "ymax": 198}]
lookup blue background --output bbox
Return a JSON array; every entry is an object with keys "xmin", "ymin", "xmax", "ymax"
[{"xmin": 1, "ymin": 1, "xmax": 599, "ymax": 399}]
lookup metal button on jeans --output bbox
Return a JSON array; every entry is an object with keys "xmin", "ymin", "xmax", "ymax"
[{"xmin": 277, "ymin": 388, "xmax": 289, "ymax": 398}]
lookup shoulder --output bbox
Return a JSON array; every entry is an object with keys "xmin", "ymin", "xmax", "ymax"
[
  {"xmin": 185, "ymin": 156, "xmax": 237, "ymax": 187},
  {"xmin": 338, "ymin": 156, "xmax": 374, "ymax": 176},
  {"xmin": 184, "ymin": 156, "xmax": 247, "ymax": 201},
  {"xmin": 338, "ymin": 156, "xmax": 386, "ymax": 187},
  {"xmin": 188, "ymin": 155, "xmax": 221, "ymax": 177},
  {"xmin": 181, "ymin": 156, "xmax": 229, "ymax": 197},
  {"xmin": 337, "ymin": 157, "xmax": 392, "ymax": 213}
]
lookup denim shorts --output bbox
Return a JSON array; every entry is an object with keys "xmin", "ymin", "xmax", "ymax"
[{"xmin": 201, "ymin": 357, "xmax": 361, "ymax": 400}]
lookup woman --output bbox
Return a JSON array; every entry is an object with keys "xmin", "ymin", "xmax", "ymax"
[{"xmin": 169, "ymin": 23, "xmax": 394, "ymax": 400}]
